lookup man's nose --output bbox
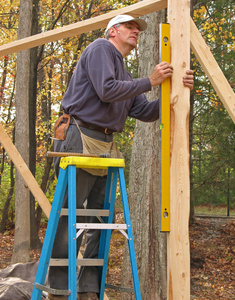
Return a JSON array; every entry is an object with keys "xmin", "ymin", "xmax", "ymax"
[{"xmin": 133, "ymin": 27, "xmax": 140, "ymax": 34}]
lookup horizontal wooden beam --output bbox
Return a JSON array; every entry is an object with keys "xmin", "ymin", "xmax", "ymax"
[
  {"xmin": 0, "ymin": 0, "xmax": 167, "ymax": 57},
  {"xmin": 190, "ymin": 18, "xmax": 235, "ymax": 123}
]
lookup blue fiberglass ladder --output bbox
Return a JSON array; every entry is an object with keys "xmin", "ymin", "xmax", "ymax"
[{"xmin": 31, "ymin": 156, "xmax": 141, "ymax": 300}]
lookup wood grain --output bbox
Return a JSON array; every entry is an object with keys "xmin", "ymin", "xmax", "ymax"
[{"xmin": 167, "ymin": 0, "xmax": 191, "ymax": 299}]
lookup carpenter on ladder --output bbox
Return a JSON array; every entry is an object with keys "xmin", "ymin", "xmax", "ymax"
[{"xmin": 32, "ymin": 12, "xmax": 193, "ymax": 300}]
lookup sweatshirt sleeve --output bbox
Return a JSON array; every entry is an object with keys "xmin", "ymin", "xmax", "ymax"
[
  {"xmin": 85, "ymin": 43, "xmax": 152, "ymax": 103},
  {"xmin": 128, "ymin": 94, "xmax": 160, "ymax": 122}
]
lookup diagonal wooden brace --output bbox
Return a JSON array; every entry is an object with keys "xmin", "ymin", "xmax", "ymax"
[{"xmin": 0, "ymin": 123, "xmax": 51, "ymax": 218}]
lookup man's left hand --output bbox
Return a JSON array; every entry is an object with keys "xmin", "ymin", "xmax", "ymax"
[{"xmin": 183, "ymin": 70, "xmax": 194, "ymax": 91}]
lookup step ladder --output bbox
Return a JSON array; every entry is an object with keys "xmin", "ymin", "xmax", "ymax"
[{"xmin": 31, "ymin": 156, "xmax": 141, "ymax": 300}]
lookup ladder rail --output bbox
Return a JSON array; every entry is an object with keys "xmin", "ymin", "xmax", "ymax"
[
  {"xmin": 97, "ymin": 166, "xmax": 114, "ymax": 261},
  {"xmin": 99, "ymin": 167, "xmax": 119, "ymax": 300},
  {"xmin": 31, "ymin": 168, "xmax": 68, "ymax": 300},
  {"xmin": 119, "ymin": 167, "xmax": 142, "ymax": 300},
  {"xmin": 68, "ymin": 165, "xmax": 77, "ymax": 299}
]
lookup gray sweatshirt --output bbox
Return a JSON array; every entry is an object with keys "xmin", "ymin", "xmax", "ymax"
[{"xmin": 62, "ymin": 38, "xmax": 159, "ymax": 133}]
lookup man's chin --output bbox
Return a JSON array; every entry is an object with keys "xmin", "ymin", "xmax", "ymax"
[{"xmin": 129, "ymin": 40, "xmax": 137, "ymax": 49}]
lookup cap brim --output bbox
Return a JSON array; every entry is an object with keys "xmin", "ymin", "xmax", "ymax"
[
  {"xmin": 132, "ymin": 18, "xmax": 147, "ymax": 31},
  {"xmin": 105, "ymin": 15, "xmax": 147, "ymax": 35}
]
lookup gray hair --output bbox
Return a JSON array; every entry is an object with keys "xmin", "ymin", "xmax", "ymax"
[{"xmin": 106, "ymin": 23, "xmax": 121, "ymax": 39}]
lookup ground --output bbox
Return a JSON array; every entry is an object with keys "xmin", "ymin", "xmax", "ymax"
[
  {"xmin": 190, "ymin": 217, "xmax": 234, "ymax": 300},
  {"xmin": 0, "ymin": 213, "xmax": 234, "ymax": 300}
]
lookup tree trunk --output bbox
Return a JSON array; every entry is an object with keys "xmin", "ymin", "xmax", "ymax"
[
  {"xmin": 29, "ymin": 0, "xmax": 42, "ymax": 250},
  {"xmin": 0, "ymin": 148, "xmax": 5, "ymax": 187},
  {"xmin": 189, "ymin": 0, "xmax": 197, "ymax": 225},
  {"xmin": 11, "ymin": 0, "xmax": 33, "ymax": 264},
  {"xmin": 0, "ymin": 161, "xmax": 15, "ymax": 233},
  {"xmin": 121, "ymin": 10, "xmax": 167, "ymax": 300},
  {"xmin": 189, "ymin": 93, "xmax": 195, "ymax": 224}
]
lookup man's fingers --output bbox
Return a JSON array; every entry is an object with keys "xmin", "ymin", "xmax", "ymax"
[
  {"xmin": 159, "ymin": 62, "xmax": 173, "ymax": 78},
  {"xmin": 160, "ymin": 62, "xmax": 173, "ymax": 72},
  {"xmin": 182, "ymin": 69, "xmax": 194, "ymax": 90},
  {"xmin": 186, "ymin": 69, "xmax": 194, "ymax": 75},
  {"xmin": 149, "ymin": 65, "xmax": 194, "ymax": 90}
]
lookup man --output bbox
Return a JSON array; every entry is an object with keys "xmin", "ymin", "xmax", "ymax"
[{"xmin": 48, "ymin": 15, "xmax": 194, "ymax": 300}]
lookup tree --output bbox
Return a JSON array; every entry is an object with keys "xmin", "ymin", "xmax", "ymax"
[
  {"xmin": 121, "ymin": 10, "xmax": 168, "ymax": 300},
  {"xmin": 11, "ymin": 0, "xmax": 34, "ymax": 263},
  {"xmin": 0, "ymin": 0, "xmax": 18, "ymax": 231},
  {"xmin": 29, "ymin": 0, "xmax": 42, "ymax": 249},
  {"xmin": 190, "ymin": 0, "xmax": 235, "ymax": 213}
]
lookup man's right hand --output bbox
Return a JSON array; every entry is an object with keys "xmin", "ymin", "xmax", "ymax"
[{"xmin": 149, "ymin": 62, "xmax": 173, "ymax": 87}]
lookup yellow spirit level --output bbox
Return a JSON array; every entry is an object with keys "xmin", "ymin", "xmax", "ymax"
[{"xmin": 159, "ymin": 23, "xmax": 170, "ymax": 232}]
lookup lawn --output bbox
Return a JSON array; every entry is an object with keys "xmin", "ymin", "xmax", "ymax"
[{"xmin": 195, "ymin": 205, "xmax": 235, "ymax": 217}]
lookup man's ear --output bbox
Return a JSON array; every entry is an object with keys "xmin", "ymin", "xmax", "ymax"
[{"xmin": 109, "ymin": 27, "xmax": 117, "ymax": 38}]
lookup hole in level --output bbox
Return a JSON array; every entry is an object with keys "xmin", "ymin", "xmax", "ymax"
[
  {"xmin": 163, "ymin": 36, "xmax": 168, "ymax": 43},
  {"xmin": 163, "ymin": 211, "xmax": 168, "ymax": 218}
]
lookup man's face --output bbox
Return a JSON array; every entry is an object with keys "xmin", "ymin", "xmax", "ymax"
[{"xmin": 116, "ymin": 21, "xmax": 140, "ymax": 49}]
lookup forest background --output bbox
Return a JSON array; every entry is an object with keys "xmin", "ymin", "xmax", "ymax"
[{"xmin": 0, "ymin": 0, "xmax": 234, "ymax": 264}]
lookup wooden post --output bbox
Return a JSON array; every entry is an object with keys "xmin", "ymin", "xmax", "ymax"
[{"xmin": 167, "ymin": 0, "xmax": 191, "ymax": 299}]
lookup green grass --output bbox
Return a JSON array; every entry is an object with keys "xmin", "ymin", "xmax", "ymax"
[{"xmin": 195, "ymin": 205, "xmax": 235, "ymax": 216}]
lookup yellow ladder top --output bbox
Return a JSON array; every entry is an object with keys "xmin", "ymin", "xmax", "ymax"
[{"xmin": 59, "ymin": 156, "xmax": 125, "ymax": 170}]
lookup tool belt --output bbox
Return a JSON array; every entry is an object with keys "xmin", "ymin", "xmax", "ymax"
[
  {"xmin": 73, "ymin": 117, "xmax": 122, "ymax": 176},
  {"xmin": 54, "ymin": 114, "xmax": 114, "ymax": 140},
  {"xmin": 54, "ymin": 114, "xmax": 70, "ymax": 140},
  {"xmin": 74, "ymin": 119, "xmax": 114, "ymax": 135},
  {"xmin": 53, "ymin": 114, "xmax": 123, "ymax": 176}
]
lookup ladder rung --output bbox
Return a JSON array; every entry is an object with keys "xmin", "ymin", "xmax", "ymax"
[
  {"xmin": 76, "ymin": 223, "xmax": 127, "ymax": 230},
  {"xmin": 60, "ymin": 208, "xmax": 110, "ymax": 217},
  {"xmin": 49, "ymin": 258, "xmax": 104, "ymax": 266},
  {"xmin": 35, "ymin": 283, "xmax": 70, "ymax": 296},
  {"xmin": 105, "ymin": 283, "xmax": 134, "ymax": 293}
]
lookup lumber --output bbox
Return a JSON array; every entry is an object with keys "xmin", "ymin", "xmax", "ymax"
[
  {"xmin": 167, "ymin": 0, "xmax": 191, "ymax": 299},
  {"xmin": 190, "ymin": 18, "xmax": 235, "ymax": 123},
  {"xmin": 0, "ymin": 0, "xmax": 167, "ymax": 57},
  {"xmin": 47, "ymin": 151, "xmax": 100, "ymax": 158},
  {"xmin": 0, "ymin": 123, "xmax": 51, "ymax": 218}
]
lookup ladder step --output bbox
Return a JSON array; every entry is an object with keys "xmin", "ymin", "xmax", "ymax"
[
  {"xmin": 35, "ymin": 283, "xmax": 70, "ymax": 296},
  {"xmin": 76, "ymin": 223, "xmax": 127, "ymax": 230},
  {"xmin": 61, "ymin": 208, "xmax": 110, "ymax": 217},
  {"xmin": 49, "ymin": 258, "xmax": 104, "ymax": 266},
  {"xmin": 105, "ymin": 283, "xmax": 134, "ymax": 293}
]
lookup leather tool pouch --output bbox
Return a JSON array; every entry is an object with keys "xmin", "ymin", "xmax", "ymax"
[{"xmin": 54, "ymin": 114, "xmax": 71, "ymax": 140}]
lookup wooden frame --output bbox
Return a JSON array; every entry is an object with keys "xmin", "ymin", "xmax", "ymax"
[
  {"xmin": 1, "ymin": 0, "xmax": 234, "ymax": 120},
  {"xmin": 0, "ymin": 0, "xmax": 234, "ymax": 298}
]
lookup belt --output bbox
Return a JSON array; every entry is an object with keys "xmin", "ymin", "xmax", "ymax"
[{"xmin": 74, "ymin": 119, "xmax": 114, "ymax": 135}]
